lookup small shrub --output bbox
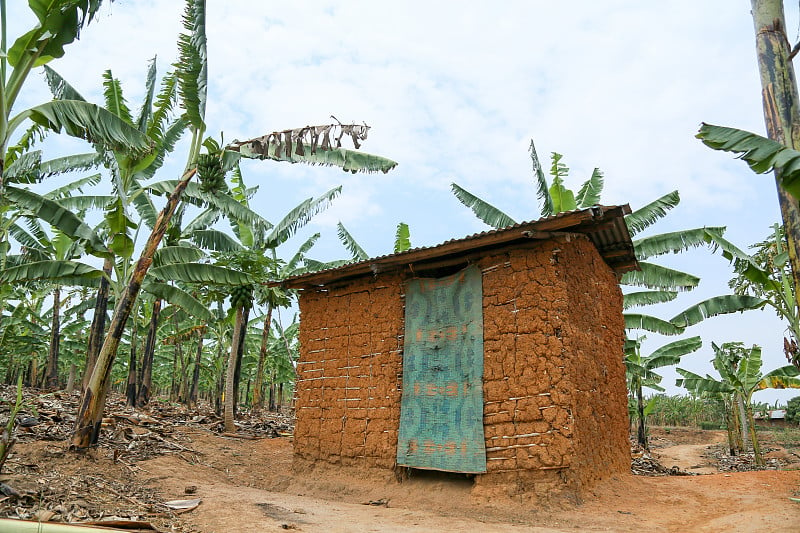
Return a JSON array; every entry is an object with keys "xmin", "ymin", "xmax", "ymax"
[{"xmin": 786, "ymin": 396, "xmax": 800, "ymax": 425}]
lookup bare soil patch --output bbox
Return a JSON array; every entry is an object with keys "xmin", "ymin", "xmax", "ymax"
[{"xmin": 1, "ymin": 388, "xmax": 799, "ymax": 532}]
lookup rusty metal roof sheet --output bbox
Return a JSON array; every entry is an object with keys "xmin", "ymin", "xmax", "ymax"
[{"xmin": 278, "ymin": 205, "xmax": 638, "ymax": 289}]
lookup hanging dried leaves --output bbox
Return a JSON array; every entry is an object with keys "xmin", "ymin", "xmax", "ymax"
[{"xmin": 228, "ymin": 120, "xmax": 398, "ymax": 174}]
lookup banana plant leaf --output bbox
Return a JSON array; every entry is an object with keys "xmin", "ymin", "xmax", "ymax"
[
  {"xmin": 623, "ymin": 290, "xmax": 678, "ymax": 310},
  {"xmin": 5, "ymin": 186, "xmax": 108, "ymax": 255},
  {"xmin": 149, "ymin": 180, "xmax": 271, "ymax": 232},
  {"xmin": 549, "ymin": 180, "xmax": 577, "ymax": 213},
  {"xmin": 0, "ymin": 260, "xmax": 102, "ymax": 288},
  {"xmin": 149, "ymin": 263, "xmax": 253, "ymax": 286},
  {"xmin": 142, "ymin": 280, "xmax": 212, "ymax": 321},
  {"xmin": 624, "ymin": 190, "xmax": 680, "ymax": 237},
  {"xmin": 285, "ymin": 233, "xmax": 321, "ymax": 273},
  {"xmin": 529, "ymin": 140, "xmax": 553, "ymax": 217},
  {"xmin": 266, "ymin": 186, "xmax": 342, "ymax": 247},
  {"xmin": 758, "ymin": 368, "xmax": 800, "ymax": 390},
  {"xmin": 395, "ymin": 222, "xmax": 411, "ymax": 253},
  {"xmin": 12, "ymin": 100, "xmax": 153, "ymax": 155},
  {"xmin": 625, "ymin": 313, "xmax": 684, "ymax": 335},
  {"xmin": 43, "ymin": 65, "xmax": 87, "ymax": 101},
  {"xmin": 153, "ymin": 246, "xmax": 204, "ymax": 267},
  {"xmin": 4, "ymin": 150, "xmax": 42, "ymax": 184},
  {"xmin": 176, "ymin": 0, "xmax": 208, "ymax": 130},
  {"xmin": 575, "ymin": 168, "xmax": 604, "ymax": 208},
  {"xmin": 56, "ymin": 195, "xmax": 113, "ymax": 211},
  {"xmin": 451, "ymin": 183, "xmax": 517, "ymax": 229},
  {"xmin": 703, "ymin": 229, "xmax": 775, "ymax": 289},
  {"xmin": 625, "ymin": 359, "xmax": 664, "ymax": 383},
  {"xmin": 40, "ymin": 153, "xmax": 104, "ymax": 178},
  {"xmin": 670, "ymin": 295, "xmax": 766, "ymax": 328},
  {"xmin": 102, "ymin": 69, "xmax": 133, "ymax": 125},
  {"xmin": 633, "ymin": 227, "xmax": 725, "ymax": 260},
  {"xmin": 337, "ymin": 222, "xmax": 369, "ymax": 261},
  {"xmin": 45, "ymin": 172, "xmax": 103, "ymax": 199},
  {"xmin": 697, "ymin": 123, "xmax": 800, "ymax": 199},
  {"xmin": 675, "ymin": 368, "xmax": 730, "ymax": 394},
  {"xmin": 649, "ymin": 336, "xmax": 703, "ymax": 361},
  {"xmin": 620, "ymin": 262, "xmax": 699, "ymax": 291},
  {"xmin": 186, "ymin": 229, "xmax": 244, "ymax": 252},
  {"xmin": 235, "ymin": 140, "xmax": 398, "ymax": 174},
  {"xmin": 136, "ymin": 57, "xmax": 158, "ymax": 133}
]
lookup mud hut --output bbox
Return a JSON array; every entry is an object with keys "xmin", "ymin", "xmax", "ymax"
[{"xmin": 283, "ymin": 205, "xmax": 638, "ymax": 500}]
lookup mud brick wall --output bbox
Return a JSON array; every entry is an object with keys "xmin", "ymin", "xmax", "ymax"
[
  {"xmin": 474, "ymin": 236, "xmax": 628, "ymax": 497},
  {"xmin": 294, "ymin": 235, "xmax": 628, "ymax": 496},
  {"xmin": 561, "ymin": 237, "xmax": 630, "ymax": 490},
  {"xmin": 475, "ymin": 240, "xmax": 574, "ymax": 496},
  {"xmin": 294, "ymin": 272, "xmax": 405, "ymax": 469}
]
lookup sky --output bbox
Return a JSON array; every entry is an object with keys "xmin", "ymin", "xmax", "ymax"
[{"xmin": 8, "ymin": 1, "xmax": 800, "ymax": 404}]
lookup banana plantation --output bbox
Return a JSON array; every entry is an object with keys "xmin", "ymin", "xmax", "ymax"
[{"xmin": 0, "ymin": 0, "xmax": 399, "ymax": 450}]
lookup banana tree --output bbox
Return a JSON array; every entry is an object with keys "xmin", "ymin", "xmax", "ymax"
[
  {"xmin": 336, "ymin": 220, "xmax": 413, "ymax": 262},
  {"xmin": 676, "ymin": 341, "xmax": 800, "ymax": 465},
  {"xmin": 0, "ymin": 284, "xmax": 49, "ymax": 385},
  {"xmin": 266, "ymin": 315, "xmax": 299, "ymax": 410},
  {"xmin": 40, "ymin": 59, "xmax": 188, "ymax": 386},
  {"xmin": 0, "ymin": 0, "xmax": 134, "ymax": 185},
  {"xmin": 452, "ymin": 143, "xmax": 762, "ymax": 342},
  {"xmin": 213, "ymin": 180, "xmax": 341, "ymax": 429},
  {"xmin": 1, "ymin": 0, "xmax": 153, "ymax": 277},
  {"xmin": 452, "ymin": 142, "xmax": 603, "ymax": 226},
  {"xmin": 694, "ymin": 3, "xmax": 800, "ymax": 329},
  {"xmin": 71, "ymin": 0, "xmax": 398, "ymax": 449},
  {"xmin": 703, "ymin": 224, "xmax": 800, "ymax": 368},
  {"xmin": 625, "ymin": 336, "xmax": 702, "ymax": 449}
]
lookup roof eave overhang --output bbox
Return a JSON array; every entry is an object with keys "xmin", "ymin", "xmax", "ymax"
[{"xmin": 274, "ymin": 205, "xmax": 638, "ymax": 289}]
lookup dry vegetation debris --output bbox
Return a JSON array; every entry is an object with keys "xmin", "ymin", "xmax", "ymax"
[{"xmin": 0, "ymin": 385, "xmax": 293, "ymax": 531}]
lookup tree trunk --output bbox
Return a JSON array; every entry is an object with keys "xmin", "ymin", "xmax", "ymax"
[
  {"xmin": 252, "ymin": 306, "xmax": 273, "ymax": 410},
  {"xmin": 214, "ymin": 340, "xmax": 224, "ymax": 417},
  {"xmin": 170, "ymin": 342, "xmax": 181, "ymax": 401},
  {"xmin": 736, "ymin": 394, "xmax": 749, "ymax": 447},
  {"xmin": 731, "ymin": 397, "xmax": 746, "ymax": 454},
  {"xmin": 126, "ymin": 322, "xmax": 138, "ymax": 408},
  {"xmin": 83, "ymin": 256, "xmax": 113, "ymax": 392},
  {"xmin": 188, "ymin": 330, "xmax": 204, "ymax": 408},
  {"xmin": 269, "ymin": 379, "xmax": 276, "ymax": 412},
  {"xmin": 45, "ymin": 287, "xmax": 61, "ymax": 389},
  {"xmin": 751, "ymin": 0, "xmax": 800, "ymax": 364},
  {"xmin": 724, "ymin": 399, "xmax": 738, "ymax": 455},
  {"xmin": 636, "ymin": 383, "xmax": 648, "ymax": 449},
  {"xmin": 177, "ymin": 339, "xmax": 192, "ymax": 403},
  {"xmin": 137, "ymin": 299, "xmax": 161, "ymax": 407},
  {"xmin": 26, "ymin": 357, "xmax": 36, "ymax": 388},
  {"xmin": 71, "ymin": 169, "xmax": 195, "ymax": 450},
  {"xmin": 746, "ymin": 400, "xmax": 765, "ymax": 465},
  {"xmin": 66, "ymin": 364, "xmax": 76, "ymax": 395},
  {"xmin": 232, "ymin": 306, "xmax": 250, "ymax": 417},
  {"xmin": 224, "ymin": 305, "xmax": 246, "ymax": 433}
]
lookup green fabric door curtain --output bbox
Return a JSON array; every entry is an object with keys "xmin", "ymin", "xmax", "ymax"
[{"xmin": 397, "ymin": 265, "xmax": 486, "ymax": 473}]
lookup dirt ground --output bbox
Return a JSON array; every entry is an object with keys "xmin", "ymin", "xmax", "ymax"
[
  {"xmin": 134, "ymin": 427, "xmax": 800, "ymax": 533},
  {"xmin": 2, "ymin": 391, "xmax": 800, "ymax": 532}
]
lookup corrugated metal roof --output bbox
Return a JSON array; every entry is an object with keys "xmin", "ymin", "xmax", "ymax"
[{"xmin": 277, "ymin": 205, "xmax": 638, "ymax": 289}]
